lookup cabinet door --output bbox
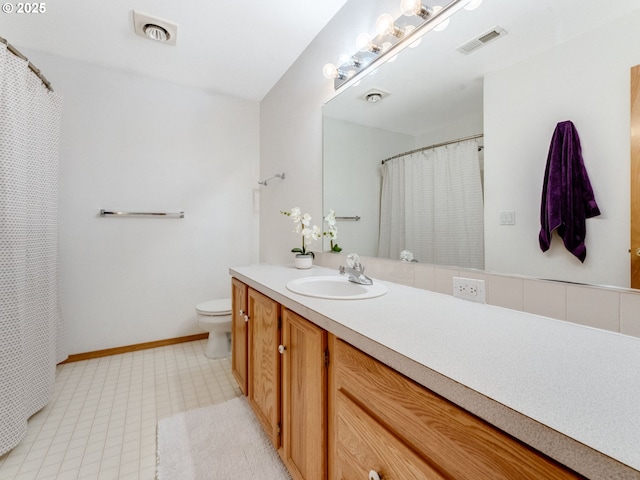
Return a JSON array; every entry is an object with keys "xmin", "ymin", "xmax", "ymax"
[
  {"xmin": 281, "ymin": 309, "xmax": 327, "ymax": 480},
  {"xmin": 248, "ymin": 288, "xmax": 281, "ymax": 448},
  {"xmin": 231, "ymin": 278, "xmax": 248, "ymax": 395}
]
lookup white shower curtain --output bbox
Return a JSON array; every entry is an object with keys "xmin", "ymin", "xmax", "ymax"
[
  {"xmin": 378, "ymin": 138, "xmax": 484, "ymax": 269},
  {"xmin": 0, "ymin": 45, "xmax": 66, "ymax": 455}
]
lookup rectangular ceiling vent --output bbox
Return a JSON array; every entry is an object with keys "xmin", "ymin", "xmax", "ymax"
[{"xmin": 457, "ymin": 26, "xmax": 507, "ymax": 55}]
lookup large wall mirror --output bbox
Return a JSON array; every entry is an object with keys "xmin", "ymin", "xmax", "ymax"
[{"xmin": 323, "ymin": 0, "xmax": 640, "ymax": 289}]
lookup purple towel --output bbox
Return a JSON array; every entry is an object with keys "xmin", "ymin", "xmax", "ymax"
[{"xmin": 539, "ymin": 121, "xmax": 600, "ymax": 262}]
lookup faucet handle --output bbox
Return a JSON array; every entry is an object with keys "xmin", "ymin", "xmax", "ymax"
[
  {"xmin": 339, "ymin": 265, "xmax": 346, "ymax": 275},
  {"xmin": 346, "ymin": 253, "xmax": 361, "ymax": 269}
]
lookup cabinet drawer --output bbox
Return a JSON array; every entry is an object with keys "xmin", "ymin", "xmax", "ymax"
[
  {"xmin": 333, "ymin": 339, "xmax": 582, "ymax": 479},
  {"xmin": 334, "ymin": 389, "xmax": 445, "ymax": 480}
]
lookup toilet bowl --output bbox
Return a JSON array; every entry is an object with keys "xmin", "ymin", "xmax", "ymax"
[{"xmin": 196, "ymin": 298, "xmax": 232, "ymax": 359}]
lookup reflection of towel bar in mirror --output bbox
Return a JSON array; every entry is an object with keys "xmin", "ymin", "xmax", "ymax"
[
  {"xmin": 258, "ymin": 172, "xmax": 285, "ymax": 186},
  {"xmin": 335, "ymin": 216, "xmax": 360, "ymax": 221},
  {"xmin": 100, "ymin": 210, "xmax": 184, "ymax": 218}
]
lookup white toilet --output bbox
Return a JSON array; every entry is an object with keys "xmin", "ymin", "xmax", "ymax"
[{"xmin": 196, "ymin": 298, "xmax": 232, "ymax": 359}]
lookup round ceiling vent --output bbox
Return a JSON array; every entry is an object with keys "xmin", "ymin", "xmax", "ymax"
[
  {"xmin": 133, "ymin": 11, "xmax": 178, "ymax": 46},
  {"xmin": 143, "ymin": 24, "xmax": 170, "ymax": 42}
]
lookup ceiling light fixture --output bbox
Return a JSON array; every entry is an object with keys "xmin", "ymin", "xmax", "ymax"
[{"xmin": 323, "ymin": 0, "xmax": 482, "ymax": 91}]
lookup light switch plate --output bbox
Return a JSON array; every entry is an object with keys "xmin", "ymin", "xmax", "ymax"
[{"xmin": 500, "ymin": 211, "xmax": 516, "ymax": 225}]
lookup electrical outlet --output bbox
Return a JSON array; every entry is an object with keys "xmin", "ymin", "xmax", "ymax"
[{"xmin": 452, "ymin": 277, "xmax": 486, "ymax": 303}]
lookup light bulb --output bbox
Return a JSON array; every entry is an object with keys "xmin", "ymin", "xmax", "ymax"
[
  {"xmin": 464, "ymin": 0, "xmax": 483, "ymax": 11},
  {"xmin": 432, "ymin": 6, "xmax": 450, "ymax": 31},
  {"xmin": 356, "ymin": 32, "xmax": 372, "ymax": 52},
  {"xmin": 401, "ymin": 0, "xmax": 430, "ymax": 18},
  {"xmin": 322, "ymin": 63, "xmax": 338, "ymax": 79},
  {"xmin": 400, "ymin": 0, "xmax": 421, "ymax": 16},
  {"xmin": 356, "ymin": 33, "xmax": 380, "ymax": 53},
  {"xmin": 375, "ymin": 13, "xmax": 396, "ymax": 36}
]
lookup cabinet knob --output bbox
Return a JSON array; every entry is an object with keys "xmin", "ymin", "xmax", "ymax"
[
  {"xmin": 238, "ymin": 309, "xmax": 245, "ymax": 316},
  {"xmin": 368, "ymin": 471, "xmax": 381, "ymax": 480},
  {"xmin": 278, "ymin": 345, "xmax": 286, "ymax": 354},
  {"xmin": 636, "ymin": 248, "xmax": 640, "ymax": 257},
  {"xmin": 244, "ymin": 314, "xmax": 249, "ymax": 322}
]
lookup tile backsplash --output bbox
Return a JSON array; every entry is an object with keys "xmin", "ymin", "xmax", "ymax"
[{"xmin": 314, "ymin": 252, "xmax": 640, "ymax": 338}]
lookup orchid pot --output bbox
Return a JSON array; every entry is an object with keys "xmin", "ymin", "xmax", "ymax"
[{"xmin": 294, "ymin": 254, "xmax": 313, "ymax": 269}]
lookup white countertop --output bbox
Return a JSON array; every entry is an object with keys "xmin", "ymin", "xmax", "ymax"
[{"xmin": 230, "ymin": 264, "xmax": 640, "ymax": 480}]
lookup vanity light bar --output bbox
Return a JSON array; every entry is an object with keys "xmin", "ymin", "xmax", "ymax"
[{"xmin": 324, "ymin": 0, "xmax": 477, "ymax": 92}]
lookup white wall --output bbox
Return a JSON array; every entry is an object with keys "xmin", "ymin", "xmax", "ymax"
[
  {"xmin": 28, "ymin": 51, "xmax": 259, "ymax": 354},
  {"xmin": 484, "ymin": 11, "xmax": 640, "ymax": 287}
]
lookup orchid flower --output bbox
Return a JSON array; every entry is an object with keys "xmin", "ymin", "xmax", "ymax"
[
  {"xmin": 323, "ymin": 209, "xmax": 341, "ymax": 252},
  {"xmin": 281, "ymin": 207, "xmax": 319, "ymax": 257}
]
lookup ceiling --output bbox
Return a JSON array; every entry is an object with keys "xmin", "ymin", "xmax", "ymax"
[{"xmin": 0, "ymin": 0, "xmax": 349, "ymax": 101}]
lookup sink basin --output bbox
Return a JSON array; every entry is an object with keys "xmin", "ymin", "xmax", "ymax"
[{"xmin": 286, "ymin": 275, "xmax": 387, "ymax": 300}]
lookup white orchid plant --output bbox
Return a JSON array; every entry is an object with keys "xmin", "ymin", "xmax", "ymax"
[
  {"xmin": 323, "ymin": 209, "xmax": 342, "ymax": 252},
  {"xmin": 281, "ymin": 207, "xmax": 342, "ymax": 257},
  {"xmin": 281, "ymin": 207, "xmax": 321, "ymax": 258}
]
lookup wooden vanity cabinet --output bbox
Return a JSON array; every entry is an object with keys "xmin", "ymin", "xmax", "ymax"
[
  {"xmin": 247, "ymin": 287, "xmax": 282, "ymax": 448},
  {"xmin": 230, "ymin": 277, "xmax": 582, "ymax": 480},
  {"xmin": 231, "ymin": 279, "xmax": 328, "ymax": 480},
  {"xmin": 231, "ymin": 278, "xmax": 248, "ymax": 395},
  {"xmin": 328, "ymin": 335, "xmax": 582, "ymax": 480},
  {"xmin": 280, "ymin": 308, "xmax": 328, "ymax": 480}
]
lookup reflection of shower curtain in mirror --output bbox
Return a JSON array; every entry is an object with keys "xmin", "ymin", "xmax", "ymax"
[
  {"xmin": 378, "ymin": 138, "xmax": 484, "ymax": 269},
  {"xmin": 0, "ymin": 45, "xmax": 66, "ymax": 455}
]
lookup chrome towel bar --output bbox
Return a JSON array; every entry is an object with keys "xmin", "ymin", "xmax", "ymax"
[
  {"xmin": 100, "ymin": 210, "xmax": 184, "ymax": 218},
  {"xmin": 335, "ymin": 216, "xmax": 361, "ymax": 221}
]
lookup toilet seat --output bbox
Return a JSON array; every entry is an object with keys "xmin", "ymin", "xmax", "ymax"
[{"xmin": 196, "ymin": 298, "xmax": 231, "ymax": 316}]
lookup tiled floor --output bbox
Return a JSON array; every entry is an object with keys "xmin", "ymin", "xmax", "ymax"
[{"xmin": 0, "ymin": 340, "xmax": 241, "ymax": 480}]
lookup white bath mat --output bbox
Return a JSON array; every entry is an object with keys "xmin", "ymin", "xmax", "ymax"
[{"xmin": 157, "ymin": 396, "xmax": 291, "ymax": 480}]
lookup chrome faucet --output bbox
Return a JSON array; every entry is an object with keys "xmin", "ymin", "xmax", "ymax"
[{"xmin": 339, "ymin": 253, "xmax": 373, "ymax": 285}]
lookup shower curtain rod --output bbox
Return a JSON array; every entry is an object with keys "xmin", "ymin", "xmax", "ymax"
[
  {"xmin": 0, "ymin": 36, "xmax": 53, "ymax": 91},
  {"xmin": 381, "ymin": 133, "xmax": 484, "ymax": 165}
]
